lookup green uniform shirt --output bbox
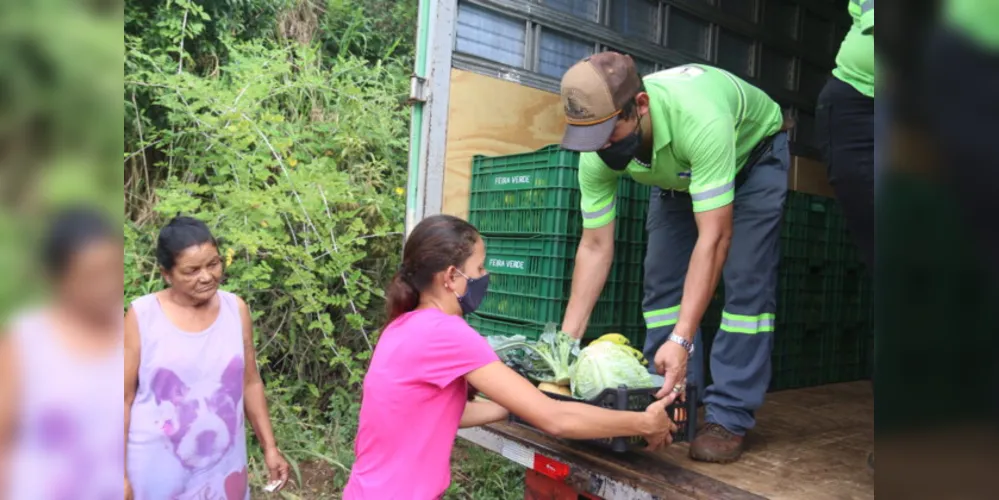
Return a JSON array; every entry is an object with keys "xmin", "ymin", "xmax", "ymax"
[
  {"xmin": 832, "ymin": 0, "xmax": 876, "ymax": 98},
  {"xmin": 945, "ymin": 0, "xmax": 999, "ymax": 51},
  {"xmin": 579, "ymin": 64, "xmax": 783, "ymax": 228}
]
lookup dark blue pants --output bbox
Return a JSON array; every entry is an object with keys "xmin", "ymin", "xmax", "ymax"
[
  {"xmin": 816, "ymin": 76, "xmax": 877, "ymax": 395},
  {"xmin": 816, "ymin": 77, "xmax": 876, "ymax": 271},
  {"xmin": 641, "ymin": 132, "xmax": 790, "ymax": 435},
  {"xmin": 924, "ymin": 27, "xmax": 999, "ymax": 280}
]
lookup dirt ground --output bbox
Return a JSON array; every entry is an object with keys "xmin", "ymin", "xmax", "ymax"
[{"xmin": 251, "ymin": 460, "xmax": 340, "ymax": 499}]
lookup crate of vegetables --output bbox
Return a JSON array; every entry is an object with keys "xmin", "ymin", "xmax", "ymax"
[
  {"xmin": 514, "ymin": 384, "xmax": 698, "ymax": 453},
  {"xmin": 487, "ymin": 327, "xmax": 695, "ymax": 453}
]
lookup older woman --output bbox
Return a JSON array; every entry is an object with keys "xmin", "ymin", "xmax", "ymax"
[
  {"xmin": 0, "ymin": 207, "xmax": 124, "ymax": 500},
  {"xmin": 124, "ymin": 216, "xmax": 288, "ymax": 500}
]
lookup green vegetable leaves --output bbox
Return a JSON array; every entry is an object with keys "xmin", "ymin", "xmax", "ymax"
[{"xmin": 487, "ymin": 323, "xmax": 580, "ymax": 385}]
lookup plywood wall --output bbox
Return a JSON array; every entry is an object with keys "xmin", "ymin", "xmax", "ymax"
[
  {"xmin": 792, "ymin": 156, "xmax": 835, "ymax": 198},
  {"xmin": 442, "ymin": 69, "xmax": 566, "ymax": 218},
  {"xmin": 440, "ymin": 69, "xmax": 833, "ymax": 218}
]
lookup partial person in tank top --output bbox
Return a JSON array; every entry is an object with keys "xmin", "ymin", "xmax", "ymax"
[
  {"xmin": 124, "ymin": 216, "xmax": 289, "ymax": 500},
  {"xmin": 0, "ymin": 207, "xmax": 124, "ymax": 500}
]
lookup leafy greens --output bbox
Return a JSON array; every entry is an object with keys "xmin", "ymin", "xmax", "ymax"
[{"xmin": 487, "ymin": 323, "xmax": 580, "ymax": 386}]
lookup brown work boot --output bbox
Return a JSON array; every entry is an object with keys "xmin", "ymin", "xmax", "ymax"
[{"xmin": 689, "ymin": 423, "xmax": 745, "ymax": 463}]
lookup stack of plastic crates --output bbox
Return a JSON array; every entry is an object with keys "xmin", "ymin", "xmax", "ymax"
[
  {"xmin": 769, "ymin": 191, "xmax": 874, "ymax": 390},
  {"xmin": 465, "ymin": 145, "xmax": 649, "ymax": 343},
  {"xmin": 697, "ymin": 191, "xmax": 874, "ymax": 391}
]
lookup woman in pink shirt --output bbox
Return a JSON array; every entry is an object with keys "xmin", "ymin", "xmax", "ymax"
[{"xmin": 343, "ymin": 215, "xmax": 677, "ymax": 499}]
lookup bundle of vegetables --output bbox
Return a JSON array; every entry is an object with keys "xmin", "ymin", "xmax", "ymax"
[
  {"xmin": 570, "ymin": 338, "xmax": 655, "ymax": 400},
  {"xmin": 487, "ymin": 323, "xmax": 579, "ymax": 396}
]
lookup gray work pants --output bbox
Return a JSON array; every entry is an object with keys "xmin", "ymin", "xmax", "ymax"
[{"xmin": 641, "ymin": 132, "xmax": 790, "ymax": 435}]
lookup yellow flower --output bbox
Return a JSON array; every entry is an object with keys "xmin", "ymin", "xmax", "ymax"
[
  {"xmin": 288, "ymin": 158, "xmax": 298, "ymax": 168},
  {"xmin": 261, "ymin": 220, "xmax": 269, "ymax": 228},
  {"xmin": 225, "ymin": 247, "xmax": 235, "ymax": 267},
  {"xmin": 394, "ymin": 187, "xmax": 405, "ymax": 196}
]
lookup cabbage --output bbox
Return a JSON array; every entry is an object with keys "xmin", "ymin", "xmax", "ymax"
[{"xmin": 570, "ymin": 341, "xmax": 654, "ymax": 400}]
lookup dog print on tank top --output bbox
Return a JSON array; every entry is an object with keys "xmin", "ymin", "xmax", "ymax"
[{"xmin": 127, "ymin": 291, "xmax": 251, "ymax": 500}]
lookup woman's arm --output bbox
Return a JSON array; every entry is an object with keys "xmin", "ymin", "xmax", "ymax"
[
  {"xmin": 459, "ymin": 399, "xmax": 509, "ymax": 428},
  {"xmin": 124, "ymin": 308, "xmax": 140, "ymax": 486},
  {"xmin": 0, "ymin": 331, "xmax": 18, "ymax": 495},
  {"xmin": 236, "ymin": 297, "xmax": 289, "ymax": 487},
  {"xmin": 237, "ymin": 298, "xmax": 278, "ymax": 453},
  {"xmin": 465, "ymin": 362, "xmax": 673, "ymax": 441}
]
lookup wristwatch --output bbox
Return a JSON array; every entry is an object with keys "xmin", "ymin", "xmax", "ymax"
[{"xmin": 667, "ymin": 334, "xmax": 695, "ymax": 355}]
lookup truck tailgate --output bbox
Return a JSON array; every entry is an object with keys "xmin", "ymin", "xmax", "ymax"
[
  {"xmin": 459, "ymin": 422, "xmax": 764, "ymax": 499},
  {"xmin": 458, "ymin": 382, "xmax": 874, "ymax": 500}
]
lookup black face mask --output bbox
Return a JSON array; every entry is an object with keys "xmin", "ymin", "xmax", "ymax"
[
  {"xmin": 454, "ymin": 270, "xmax": 490, "ymax": 316},
  {"xmin": 598, "ymin": 118, "xmax": 644, "ymax": 171}
]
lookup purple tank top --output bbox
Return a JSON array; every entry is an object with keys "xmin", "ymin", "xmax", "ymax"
[
  {"xmin": 126, "ymin": 291, "xmax": 249, "ymax": 500},
  {"xmin": 4, "ymin": 309, "xmax": 124, "ymax": 500}
]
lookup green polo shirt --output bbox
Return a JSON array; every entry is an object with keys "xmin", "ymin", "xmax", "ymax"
[
  {"xmin": 579, "ymin": 64, "xmax": 783, "ymax": 228},
  {"xmin": 832, "ymin": 0, "xmax": 875, "ymax": 98},
  {"xmin": 945, "ymin": 0, "xmax": 999, "ymax": 51}
]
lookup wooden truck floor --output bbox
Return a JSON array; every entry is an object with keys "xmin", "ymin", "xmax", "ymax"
[{"xmin": 459, "ymin": 381, "xmax": 874, "ymax": 500}]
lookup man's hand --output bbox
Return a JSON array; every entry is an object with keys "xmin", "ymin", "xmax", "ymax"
[{"xmin": 653, "ymin": 340, "xmax": 689, "ymax": 403}]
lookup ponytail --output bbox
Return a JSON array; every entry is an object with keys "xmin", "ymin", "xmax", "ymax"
[
  {"xmin": 382, "ymin": 214, "xmax": 480, "ymax": 327},
  {"xmin": 385, "ymin": 271, "xmax": 419, "ymax": 325}
]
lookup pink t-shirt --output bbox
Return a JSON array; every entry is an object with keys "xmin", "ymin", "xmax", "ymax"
[{"xmin": 342, "ymin": 308, "xmax": 499, "ymax": 499}]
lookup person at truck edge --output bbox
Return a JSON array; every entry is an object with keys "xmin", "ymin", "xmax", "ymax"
[
  {"xmin": 817, "ymin": 0, "xmax": 875, "ymax": 282},
  {"xmin": 924, "ymin": 0, "xmax": 999, "ymax": 276},
  {"xmin": 558, "ymin": 52, "xmax": 794, "ymax": 464},
  {"xmin": 815, "ymin": 0, "xmax": 875, "ymax": 473},
  {"xmin": 343, "ymin": 214, "xmax": 677, "ymax": 500}
]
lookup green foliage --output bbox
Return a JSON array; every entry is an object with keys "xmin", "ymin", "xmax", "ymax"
[
  {"xmin": 123, "ymin": 1, "xmax": 520, "ymax": 496},
  {"xmin": 126, "ymin": 32, "xmax": 408, "ymax": 408},
  {"xmin": 445, "ymin": 441, "xmax": 525, "ymax": 499},
  {"xmin": 321, "ymin": 0, "xmax": 418, "ymax": 64},
  {"xmin": 125, "ymin": 0, "xmax": 412, "ymax": 489},
  {"xmin": 0, "ymin": 2, "xmax": 122, "ymax": 322}
]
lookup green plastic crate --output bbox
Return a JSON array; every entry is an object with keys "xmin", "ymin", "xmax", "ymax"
[
  {"xmin": 466, "ymin": 314, "xmax": 546, "ymax": 341},
  {"xmin": 777, "ymin": 260, "xmax": 843, "ymax": 325},
  {"xmin": 478, "ymin": 236, "xmax": 638, "ymax": 328},
  {"xmin": 468, "ymin": 313, "xmax": 644, "ymax": 345},
  {"xmin": 781, "ymin": 192, "xmax": 849, "ymax": 266},
  {"xmin": 698, "ymin": 191, "xmax": 875, "ymax": 392},
  {"xmin": 769, "ymin": 321, "xmax": 873, "ymax": 391},
  {"xmin": 468, "ymin": 145, "xmax": 650, "ymax": 240},
  {"xmin": 838, "ymin": 266, "xmax": 873, "ymax": 324}
]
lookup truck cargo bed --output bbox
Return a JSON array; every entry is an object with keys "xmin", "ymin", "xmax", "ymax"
[{"xmin": 458, "ymin": 381, "xmax": 873, "ymax": 499}]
